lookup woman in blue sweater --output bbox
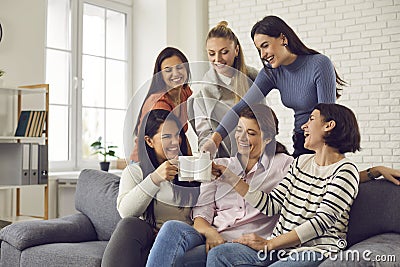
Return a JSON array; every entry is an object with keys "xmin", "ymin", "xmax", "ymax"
[
  {"xmin": 202, "ymin": 15, "xmax": 400, "ymax": 183},
  {"xmin": 203, "ymin": 15, "xmax": 344, "ymax": 158}
]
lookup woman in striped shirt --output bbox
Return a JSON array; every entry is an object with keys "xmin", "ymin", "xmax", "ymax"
[{"xmin": 208, "ymin": 103, "xmax": 361, "ymax": 266}]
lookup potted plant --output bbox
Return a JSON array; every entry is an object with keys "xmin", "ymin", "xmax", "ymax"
[{"xmin": 90, "ymin": 137, "xmax": 118, "ymax": 172}]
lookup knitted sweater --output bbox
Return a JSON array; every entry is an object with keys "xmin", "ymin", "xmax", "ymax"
[
  {"xmin": 216, "ymin": 54, "xmax": 336, "ymax": 138},
  {"xmin": 117, "ymin": 164, "xmax": 192, "ymax": 229},
  {"xmin": 245, "ymin": 154, "xmax": 359, "ymax": 254}
]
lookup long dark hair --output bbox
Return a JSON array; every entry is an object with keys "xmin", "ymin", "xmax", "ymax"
[
  {"xmin": 251, "ymin": 15, "xmax": 346, "ymax": 98},
  {"xmin": 134, "ymin": 47, "xmax": 191, "ymax": 136},
  {"xmin": 238, "ymin": 104, "xmax": 289, "ymax": 156},
  {"xmin": 138, "ymin": 109, "xmax": 199, "ymax": 228}
]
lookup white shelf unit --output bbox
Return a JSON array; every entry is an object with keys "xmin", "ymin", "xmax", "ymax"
[
  {"xmin": 0, "ymin": 184, "xmax": 48, "ymax": 222},
  {"xmin": 0, "ymin": 84, "xmax": 50, "ymax": 221},
  {"xmin": 0, "ymin": 136, "xmax": 45, "ymax": 142},
  {"xmin": 0, "ymin": 84, "xmax": 49, "ymax": 144}
]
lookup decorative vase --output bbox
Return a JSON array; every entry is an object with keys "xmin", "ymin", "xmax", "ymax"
[{"xmin": 100, "ymin": 161, "xmax": 110, "ymax": 172}]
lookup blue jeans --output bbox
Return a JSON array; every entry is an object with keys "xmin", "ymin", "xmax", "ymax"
[
  {"xmin": 175, "ymin": 245, "xmax": 207, "ymax": 267},
  {"xmin": 207, "ymin": 242, "xmax": 326, "ymax": 267},
  {"xmin": 146, "ymin": 220, "xmax": 206, "ymax": 267}
]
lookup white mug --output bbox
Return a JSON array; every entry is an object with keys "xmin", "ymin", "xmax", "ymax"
[{"xmin": 178, "ymin": 152, "xmax": 213, "ymax": 182}]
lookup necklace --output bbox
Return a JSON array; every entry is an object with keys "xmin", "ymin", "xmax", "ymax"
[
  {"xmin": 168, "ymin": 88, "xmax": 181, "ymax": 106},
  {"xmin": 172, "ymin": 96, "xmax": 180, "ymax": 106}
]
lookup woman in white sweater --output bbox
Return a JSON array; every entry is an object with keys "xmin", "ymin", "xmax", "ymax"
[{"xmin": 101, "ymin": 109, "xmax": 200, "ymax": 267}]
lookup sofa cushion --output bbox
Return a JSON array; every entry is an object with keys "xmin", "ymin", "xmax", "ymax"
[
  {"xmin": 75, "ymin": 169, "xmax": 121, "ymax": 241},
  {"xmin": 1, "ymin": 242, "xmax": 22, "ymax": 267},
  {"xmin": 0, "ymin": 213, "xmax": 96, "ymax": 250},
  {"xmin": 346, "ymin": 179, "xmax": 400, "ymax": 247},
  {"xmin": 319, "ymin": 233, "xmax": 400, "ymax": 267},
  {"xmin": 20, "ymin": 241, "xmax": 107, "ymax": 267}
]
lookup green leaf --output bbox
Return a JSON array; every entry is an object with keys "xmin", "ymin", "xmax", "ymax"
[
  {"xmin": 90, "ymin": 136, "xmax": 118, "ymax": 161},
  {"xmin": 90, "ymin": 141, "xmax": 102, "ymax": 147}
]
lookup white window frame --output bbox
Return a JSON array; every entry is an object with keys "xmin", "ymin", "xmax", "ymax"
[{"xmin": 47, "ymin": 0, "xmax": 132, "ymax": 171}]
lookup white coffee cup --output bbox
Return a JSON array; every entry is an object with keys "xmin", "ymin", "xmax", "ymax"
[
  {"xmin": 178, "ymin": 156, "xmax": 197, "ymax": 182},
  {"xmin": 193, "ymin": 158, "xmax": 213, "ymax": 182},
  {"xmin": 178, "ymin": 152, "xmax": 213, "ymax": 182}
]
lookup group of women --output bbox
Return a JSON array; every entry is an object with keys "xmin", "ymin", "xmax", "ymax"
[{"xmin": 102, "ymin": 15, "xmax": 400, "ymax": 267}]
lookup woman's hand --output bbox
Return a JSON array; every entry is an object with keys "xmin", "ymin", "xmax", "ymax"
[
  {"xmin": 204, "ymin": 229, "xmax": 226, "ymax": 253},
  {"xmin": 373, "ymin": 166, "xmax": 400, "ymax": 185},
  {"xmin": 200, "ymin": 133, "xmax": 222, "ymax": 159},
  {"xmin": 212, "ymin": 162, "xmax": 241, "ymax": 187},
  {"xmin": 150, "ymin": 158, "xmax": 178, "ymax": 186},
  {"xmin": 233, "ymin": 233, "xmax": 270, "ymax": 252}
]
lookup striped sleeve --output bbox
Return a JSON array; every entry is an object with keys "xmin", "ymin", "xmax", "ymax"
[
  {"xmin": 244, "ymin": 167, "xmax": 294, "ymax": 216},
  {"xmin": 294, "ymin": 162, "xmax": 359, "ymax": 244}
]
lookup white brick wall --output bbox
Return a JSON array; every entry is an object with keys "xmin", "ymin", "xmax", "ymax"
[{"xmin": 209, "ymin": 0, "xmax": 400, "ymax": 169}]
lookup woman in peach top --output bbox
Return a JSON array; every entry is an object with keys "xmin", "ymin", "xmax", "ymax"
[{"xmin": 130, "ymin": 47, "xmax": 192, "ymax": 162}]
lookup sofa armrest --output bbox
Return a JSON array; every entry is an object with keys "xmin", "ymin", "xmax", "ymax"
[{"xmin": 0, "ymin": 213, "xmax": 98, "ymax": 251}]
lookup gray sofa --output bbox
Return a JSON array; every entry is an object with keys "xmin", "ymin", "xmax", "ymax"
[
  {"xmin": 0, "ymin": 169, "xmax": 121, "ymax": 266},
  {"xmin": 319, "ymin": 179, "xmax": 400, "ymax": 266},
  {"xmin": 0, "ymin": 170, "xmax": 399, "ymax": 266}
]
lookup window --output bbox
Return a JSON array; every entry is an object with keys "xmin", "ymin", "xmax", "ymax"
[{"xmin": 46, "ymin": 0, "xmax": 131, "ymax": 170}]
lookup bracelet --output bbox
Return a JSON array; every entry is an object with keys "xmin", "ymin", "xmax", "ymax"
[{"xmin": 366, "ymin": 168, "xmax": 375, "ymax": 180}]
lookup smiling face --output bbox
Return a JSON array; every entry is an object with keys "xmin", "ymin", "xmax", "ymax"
[
  {"xmin": 145, "ymin": 119, "xmax": 181, "ymax": 163},
  {"xmin": 160, "ymin": 55, "xmax": 188, "ymax": 91},
  {"xmin": 206, "ymin": 37, "xmax": 239, "ymax": 77},
  {"xmin": 235, "ymin": 117, "xmax": 268, "ymax": 160},
  {"xmin": 253, "ymin": 33, "xmax": 295, "ymax": 68},
  {"xmin": 301, "ymin": 109, "xmax": 330, "ymax": 151}
]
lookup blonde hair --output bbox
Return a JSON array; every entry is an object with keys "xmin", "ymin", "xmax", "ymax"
[{"xmin": 207, "ymin": 21, "xmax": 250, "ymax": 102}]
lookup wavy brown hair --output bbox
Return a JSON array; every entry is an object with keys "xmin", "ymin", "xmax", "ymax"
[
  {"xmin": 138, "ymin": 109, "xmax": 199, "ymax": 228},
  {"xmin": 134, "ymin": 47, "xmax": 191, "ymax": 136},
  {"xmin": 251, "ymin": 15, "xmax": 346, "ymax": 98},
  {"xmin": 238, "ymin": 104, "xmax": 289, "ymax": 156}
]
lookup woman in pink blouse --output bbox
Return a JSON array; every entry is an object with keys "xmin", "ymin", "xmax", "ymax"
[{"xmin": 146, "ymin": 104, "xmax": 294, "ymax": 266}]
